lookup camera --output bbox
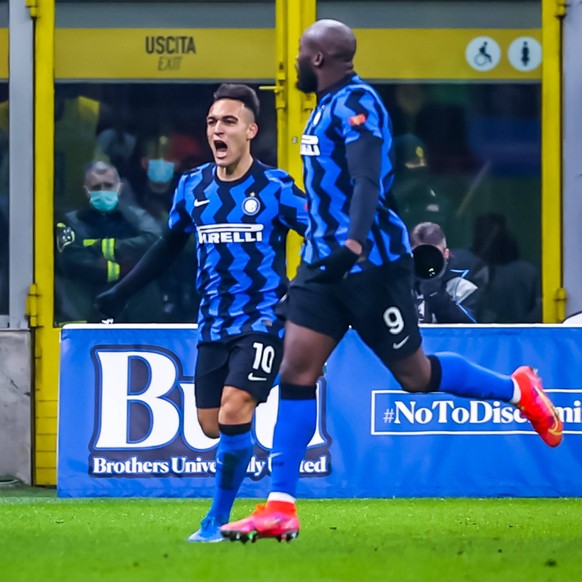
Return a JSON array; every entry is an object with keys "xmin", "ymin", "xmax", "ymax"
[{"xmin": 412, "ymin": 244, "xmax": 446, "ymax": 280}]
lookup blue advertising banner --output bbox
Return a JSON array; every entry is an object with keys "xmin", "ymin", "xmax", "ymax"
[{"xmin": 58, "ymin": 324, "xmax": 582, "ymax": 498}]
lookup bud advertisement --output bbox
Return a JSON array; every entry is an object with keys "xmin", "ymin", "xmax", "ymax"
[{"xmin": 58, "ymin": 325, "xmax": 582, "ymax": 498}]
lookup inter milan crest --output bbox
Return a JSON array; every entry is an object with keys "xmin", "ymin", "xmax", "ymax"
[{"xmin": 242, "ymin": 194, "xmax": 261, "ymax": 216}]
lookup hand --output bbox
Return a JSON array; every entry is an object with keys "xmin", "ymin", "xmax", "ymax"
[
  {"xmin": 306, "ymin": 246, "xmax": 359, "ymax": 284},
  {"xmin": 419, "ymin": 279, "xmax": 451, "ymax": 312},
  {"xmin": 95, "ymin": 287, "xmax": 127, "ymax": 319},
  {"xmin": 419, "ymin": 278, "xmax": 442, "ymax": 299},
  {"xmin": 56, "ymin": 223, "xmax": 76, "ymax": 253}
]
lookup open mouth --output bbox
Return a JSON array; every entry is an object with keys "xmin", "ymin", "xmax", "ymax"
[{"xmin": 214, "ymin": 140, "xmax": 228, "ymax": 156}]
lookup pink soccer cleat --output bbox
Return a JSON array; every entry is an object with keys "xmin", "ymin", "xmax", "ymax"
[
  {"xmin": 512, "ymin": 366, "xmax": 563, "ymax": 447},
  {"xmin": 220, "ymin": 503, "xmax": 300, "ymax": 544}
]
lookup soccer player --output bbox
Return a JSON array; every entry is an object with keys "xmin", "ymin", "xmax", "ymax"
[
  {"xmin": 95, "ymin": 84, "xmax": 308, "ymax": 542},
  {"xmin": 220, "ymin": 19, "xmax": 563, "ymax": 543}
]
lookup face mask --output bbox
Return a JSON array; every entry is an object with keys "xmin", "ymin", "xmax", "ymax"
[
  {"xmin": 89, "ymin": 190, "xmax": 119, "ymax": 212},
  {"xmin": 147, "ymin": 159, "xmax": 175, "ymax": 184}
]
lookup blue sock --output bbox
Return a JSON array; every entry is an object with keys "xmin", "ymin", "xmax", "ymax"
[
  {"xmin": 208, "ymin": 430, "xmax": 253, "ymax": 521},
  {"xmin": 435, "ymin": 352, "xmax": 514, "ymax": 402},
  {"xmin": 270, "ymin": 383, "xmax": 317, "ymax": 498}
]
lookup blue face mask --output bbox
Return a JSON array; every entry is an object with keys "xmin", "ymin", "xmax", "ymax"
[
  {"xmin": 89, "ymin": 190, "xmax": 119, "ymax": 212},
  {"xmin": 147, "ymin": 159, "xmax": 175, "ymax": 184}
]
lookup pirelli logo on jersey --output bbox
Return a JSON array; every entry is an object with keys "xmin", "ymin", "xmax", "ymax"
[
  {"xmin": 300, "ymin": 135, "xmax": 320, "ymax": 157},
  {"xmin": 197, "ymin": 223, "xmax": 264, "ymax": 244}
]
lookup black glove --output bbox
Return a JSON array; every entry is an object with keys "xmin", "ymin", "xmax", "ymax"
[
  {"xmin": 56, "ymin": 223, "xmax": 76, "ymax": 253},
  {"xmin": 419, "ymin": 278, "xmax": 442, "ymax": 299},
  {"xmin": 95, "ymin": 287, "xmax": 128, "ymax": 320},
  {"xmin": 419, "ymin": 279, "xmax": 452, "ymax": 314},
  {"xmin": 306, "ymin": 247, "xmax": 359, "ymax": 284}
]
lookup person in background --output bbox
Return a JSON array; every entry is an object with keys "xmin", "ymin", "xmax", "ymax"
[
  {"xmin": 451, "ymin": 212, "xmax": 542, "ymax": 323},
  {"xmin": 53, "ymin": 87, "xmax": 111, "ymax": 217},
  {"xmin": 97, "ymin": 122, "xmax": 137, "ymax": 183},
  {"xmin": 95, "ymin": 84, "xmax": 308, "ymax": 543},
  {"xmin": 132, "ymin": 133, "xmax": 202, "ymax": 321},
  {"xmin": 392, "ymin": 133, "xmax": 450, "ymax": 234},
  {"xmin": 55, "ymin": 161, "xmax": 164, "ymax": 324},
  {"xmin": 220, "ymin": 18, "xmax": 563, "ymax": 544},
  {"xmin": 410, "ymin": 222, "xmax": 478, "ymax": 323},
  {"xmin": 132, "ymin": 131, "xmax": 204, "ymax": 218},
  {"xmin": 134, "ymin": 134, "xmax": 181, "ymax": 216}
]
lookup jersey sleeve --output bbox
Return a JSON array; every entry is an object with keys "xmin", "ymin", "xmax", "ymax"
[
  {"xmin": 278, "ymin": 174, "xmax": 309, "ymax": 236},
  {"xmin": 335, "ymin": 88, "xmax": 383, "ymax": 145},
  {"xmin": 168, "ymin": 174, "xmax": 196, "ymax": 234}
]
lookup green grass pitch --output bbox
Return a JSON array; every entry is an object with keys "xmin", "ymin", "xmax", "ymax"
[{"xmin": 1, "ymin": 487, "xmax": 580, "ymax": 582}]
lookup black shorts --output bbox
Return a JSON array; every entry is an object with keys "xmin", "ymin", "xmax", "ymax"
[
  {"xmin": 195, "ymin": 332, "xmax": 283, "ymax": 409},
  {"xmin": 287, "ymin": 256, "xmax": 422, "ymax": 364}
]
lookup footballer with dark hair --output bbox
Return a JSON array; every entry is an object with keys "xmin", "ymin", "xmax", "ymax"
[{"xmin": 96, "ymin": 84, "xmax": 308, "ymax": 542}]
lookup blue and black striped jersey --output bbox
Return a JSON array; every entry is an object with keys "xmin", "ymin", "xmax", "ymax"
[
  {"xmin": 300, "ymin": 74, "xmax": 411, "ymax": 272},
  {"xmin": 168, "ymin": 160, "xmax": 308, "ymax": 342}
]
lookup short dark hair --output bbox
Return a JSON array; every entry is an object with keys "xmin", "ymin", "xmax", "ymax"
[
  {"xmin": 213, "ymin": 84, "xmax": 260, "ymax": 120},
  {"xmin": 410, "ymin": 221, "xmax": 446, "ymax": 247},
  {"xmin": 84, "ymin": 161, "xmax": 120, "ymax": 185}
]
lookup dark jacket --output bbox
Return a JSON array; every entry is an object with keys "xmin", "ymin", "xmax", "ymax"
[
  {"xmin": 134, "ymin": 185, "xmax": 200, "ymax": 323},
  {"xmin": 415, "ymin": 267, "xmax": 479, "ymax": 324},
  {"xmin": 451, "ymin": 247, "xmax": 542, "ymax": 324},
  {"xmin": 55, "ymin": 198, "xmax": 164, "ymax": 323}
]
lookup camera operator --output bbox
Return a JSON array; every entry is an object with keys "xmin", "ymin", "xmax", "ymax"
[{"xmin": 411, "ymin": 222, "xmax": 479, "ymax": 323}]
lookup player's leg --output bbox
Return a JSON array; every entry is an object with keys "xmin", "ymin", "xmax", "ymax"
[
  {"xmin": 271, "ymin": 323, "xmax": 337, "ymax": 516},
  {"xmin": 271, "ymin": 321, "xmax": 338, "ymax": 496},
  {"xmin": 191, "ymin": 334, "xmax": 285, "ymax": 543},
  {"xmin": 387, "ymin": 258, "xmax": 561, "ymax": 445},
  {"xmin": 351, "ymin": 257, "xmax": 562, "ymax": 447},
  {"xmin": 212, "ymin": 333, "xmax": 287, "ymax": 543},
  {"xmin": 221, "ymin": 269, "xmax": 347, "ymax": 542},
  {"xmin": 350, "ymin": 257, "xmax": 517, "ymax": 402},
  {"xmin": 190, "ymin": 334, "xmax": 284, "ymax": 542},
  {"xmin": 187, "ymin": 340, "xmax": 230, "ymax": 542},
  {"xmin": 389, "ymin": 349, "xmax": 562, "ymax": 447},
  {"xmin": 221, "ymin": 322, "xmax": 338, "ymax": 543},
  {"xmin": 194, "ymin": 386, "xmax": 257, "ymax": 541}
]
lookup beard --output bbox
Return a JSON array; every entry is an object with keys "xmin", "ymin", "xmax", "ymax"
[{"xmin": 296, "ymin": 59, "xmax": 318, "ymax": 94}]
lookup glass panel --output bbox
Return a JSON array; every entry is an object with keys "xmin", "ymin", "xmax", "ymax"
[
  {"xmin": 0, "ymin": 83, "xmax": 7, "ymax": 315},
  {"xmin": 55, "ymin": 2, "xmax": 275, "ymax": 29},
  {"xmin": 55, "ymin": 0, "xmax": 273, "ymax": 3},
  {"xmin": 318, "ymin": 1, "xmax": 540, "ymax": 28},
  {"xmin": 375, "ymin": 82, "xmax": 542, "ymax": 323},
  {"xmin": 53, "ymin": 82, "xmax": 276, "ymax": 325}
]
